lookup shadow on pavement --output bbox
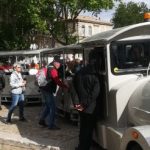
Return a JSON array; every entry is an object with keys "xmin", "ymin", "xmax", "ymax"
[{"xmin": 0, "ymin": 104, "xmax": 79, "ymax": 150}]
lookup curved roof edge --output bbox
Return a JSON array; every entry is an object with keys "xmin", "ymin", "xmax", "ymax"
[
  {"xmin": 40, "ymin": 44, "xmax": 82, "ymax": 54},
  {"xmin": 0, "ymin": 48, "xmax": 50, "ymax": 56},
  {"xmin": 81, "ymin": 22, "xmax": 150, "ymax": 46}
]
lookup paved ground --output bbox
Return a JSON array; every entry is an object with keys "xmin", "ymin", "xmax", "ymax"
[{"xmin": 0, "ymin": 104, "xmax": 103, "ymax": 150}]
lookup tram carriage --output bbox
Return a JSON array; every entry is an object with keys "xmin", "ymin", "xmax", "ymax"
[
  {"xmin": 1, "ymin": 21, "xmax": 150, "ymax": 149},
  {"xmin": 79, "ymin": 22, "xmax": 150, "ymax": 150},
  {"xmin": 0, "ymin": 49, "xmax": 45, "ymax": 103},
  {"xmin": 41, "ymin": 21, "xmax": 150, "ymax": 150},
  {"xmin": 40, "ymin": 44, "xmax": 83, "ymax": 122}
]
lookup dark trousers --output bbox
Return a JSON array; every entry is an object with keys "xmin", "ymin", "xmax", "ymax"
[
  {"xmin": 78, "ymin": 112, "xmax": 96, "ymax": 150},
  {"xmin": 40, "ymin": 89, "xmax": 56, "ymax": 128}
]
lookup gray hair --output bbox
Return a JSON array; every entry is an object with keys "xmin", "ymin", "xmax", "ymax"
[{"xmin": 13, "ymin": 63, "xmax": 21, "ymax": 68}]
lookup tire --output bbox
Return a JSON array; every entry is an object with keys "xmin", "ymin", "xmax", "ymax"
[
  {"xmin": 130, "ymin": 145, "xmax": 142, "ymax": 150},
  {"xmin": 127, "ymin": 142, "xmax": 143, "ymax": 150}
]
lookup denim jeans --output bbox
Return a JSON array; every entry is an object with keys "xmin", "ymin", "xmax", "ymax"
[
  {"xmin": 7, "ymin": 93, "xmax": 25, "ymax": 121},
  {"xmin": 40, "ymin": 89, "xmax": 56, "ymax": 128}
]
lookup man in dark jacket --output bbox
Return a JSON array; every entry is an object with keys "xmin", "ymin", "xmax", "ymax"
[
  {"xmin": 0, "ymin": 70, "xmax": 5, "ymax": 110},
  {"xmin": 73, "ymin": 50, "xmax": 101, "ymax": 150}
]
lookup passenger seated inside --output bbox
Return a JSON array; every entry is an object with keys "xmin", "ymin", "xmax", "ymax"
[
  {"xmin": 65, "ymin": 58, "xmax": 73, "ymax": 77},
  {"xmin": 72, "ymin": 59, "xmax": 82, "ymax": 74},
  {"xmin": 29, "ymin": 61, "xmax": 38, "ymax": 75},
  {"xmin": 128, "ymin": 45, "xmax": 143, "ymax": 66}
]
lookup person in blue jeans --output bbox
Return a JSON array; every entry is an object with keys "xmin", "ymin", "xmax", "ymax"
[
  {"xmin": 40, "ymin": 89, "xmax": 56, "ymax": 128},
  {"xmin": 6, "ymin": 63, "xmax": 27, "ymax": 123},
  {"xmin": 39, "ymin": 57, "xmax": 68, "ymax": 130}
]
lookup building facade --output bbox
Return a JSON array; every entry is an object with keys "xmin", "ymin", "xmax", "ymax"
[
  {"xmin": 51, "ymin": 15, "xmax": 113, "ymax": 47},
  {"xmin": 76, "ymin": 16, "xmax": 113, "ymax": 42}
]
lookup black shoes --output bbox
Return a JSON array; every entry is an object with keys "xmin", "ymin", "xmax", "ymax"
[
  {"xmin": 4, "ymin": 117, "xmax": 27, "ymax": 124},
  {"xmin": 48, "ymin": 125, "xmax": 60, "ymax": 130},
  {"xmin": 39, "ymin": 120, "xmax": 60, "ymax": 130},
  {"xmin": 39, "ymin": 120, "xmax": 47, "ymax": 127},
  {"xmin": 19, "ymin": 117, "xmax": 27, "ymax": 122},
  {"xmin": 5, "ymin": 119, "xmax": 12, "ymax": 124}
]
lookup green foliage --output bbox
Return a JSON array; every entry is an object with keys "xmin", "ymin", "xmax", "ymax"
[
  {"xmin": 0, "ymin": 0, "xmax": 49, "ymax": 50},
  {"xmin": 1, "ymin": 0, "xmax": 119, "ymax": 50},
  {"xmin": 112, "ymin": 2, "xmax": 149, "ymax": 28},
  {"xmin": 44, "ymin": 0, "xmax": 120, "ymax": 45}
]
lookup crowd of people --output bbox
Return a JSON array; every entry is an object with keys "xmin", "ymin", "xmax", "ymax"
[
  {"xmin": 0, "ymin": 57, "xmax": 84, "ymax": 76},
  {"xmin": 0, "ymin": 51, "xmax": 102, "ymax": 150}
]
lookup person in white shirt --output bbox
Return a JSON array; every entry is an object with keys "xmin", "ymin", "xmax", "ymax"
[{"xmin": 5, "ymin": 63, "xmax": 27, "ymax": 123}]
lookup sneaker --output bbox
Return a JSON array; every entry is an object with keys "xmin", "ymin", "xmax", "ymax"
[
  {"xmin": 5, "ymin": 119, "xmax": 11, "ymax": 124},
  {"xmin": 19, "ymin": 117, "xmax": 27, "ymax": 122},
  {"xmin": 39, "ymin": 120, "xmax": 47, "ymax": 127}
]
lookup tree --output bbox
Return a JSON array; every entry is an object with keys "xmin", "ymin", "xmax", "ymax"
[
  {"xmin": 0, "ymin": 0, "xmax": 48, "ymax": 50},
  {"xmin": 40, "ymin": 0, "xmax": 122, "ymax": 45},
  {"xmin": 1, "ymin": 0, "xmax": 120, "ymax": 50},
  {"xmin": 112, "ymin": 2, "xmax": 149, "ymax": 28}
]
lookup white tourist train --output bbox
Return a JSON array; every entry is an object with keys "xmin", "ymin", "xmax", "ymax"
[{"xmin": 1, "ymin": 21, "xmax": 150, "ymax": 150}]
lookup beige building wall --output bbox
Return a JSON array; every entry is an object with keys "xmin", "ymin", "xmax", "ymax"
[
  {"xmin": 32, "ymin": 16, "xmax": 113, "ymax": 48},
  {"xmin": 76, "ymin": 16, "xmax": 113, "ymax": 41}
]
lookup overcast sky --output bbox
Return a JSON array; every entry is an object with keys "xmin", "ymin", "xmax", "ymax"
[{"xmin": 83, "ymin": 0, "xmax": 150, "ymax": 22}]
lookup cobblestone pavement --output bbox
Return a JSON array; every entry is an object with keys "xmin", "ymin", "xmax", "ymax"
[{"xmin": 0, "ymin": 104, "xmax": 103, "ymax": 150}]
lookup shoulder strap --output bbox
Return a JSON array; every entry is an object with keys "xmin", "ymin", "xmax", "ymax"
[{"xmin": 13, "ymin": 71, "xmax": 22, "ymax": 80}]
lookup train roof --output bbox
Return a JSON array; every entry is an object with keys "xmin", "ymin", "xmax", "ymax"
[
  {"xmin": 81, "ymin": 22, "xmax": 150, "ymax": 46},
  {"xmin": 0, "ymin": 44, "xmax": 82, "ymax": 56},
  {"xmin": 1, "ymin": 22, "xmax": 150, "ymax": 55},
  {"xmin": 0, "ymin": 49, "xmax": 45, "ymax": 56},
  {"xmin": 40, "ymin": 44, "xmax": 82, "ymax": 54}
]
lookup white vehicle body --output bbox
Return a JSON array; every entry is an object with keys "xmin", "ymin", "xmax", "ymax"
[
  {"xmin": 80, "ymin": 22, "xmax": 150, "ymax": 150},
  {"xmin": 29, "ymin": 22, "xmax": 150, "ymax": 150}
]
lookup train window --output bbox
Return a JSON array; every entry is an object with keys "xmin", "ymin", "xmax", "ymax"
[
  {"xmin": 110, "ymin": 41, "xmax": 150, "ymax": 75},
  {"xmin": 84, "ymin": 47, "xmax": 105, "ymax": 73},
  {"xmin": 41, "ymin": 50, "xmax": 85, "ymax": 79},
  {"xmin": 0, "ymin": 54, "xmax": 40, "ymax": 74}
]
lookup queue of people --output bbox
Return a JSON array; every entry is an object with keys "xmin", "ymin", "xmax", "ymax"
[{"xmin": 0, "ymin": 51, "xmax": 102, "ymax": 150}]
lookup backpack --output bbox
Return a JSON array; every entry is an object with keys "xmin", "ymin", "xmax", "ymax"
[{"xmin": 36, "ymin": 67, "xmax": 52, "ymax": 87}]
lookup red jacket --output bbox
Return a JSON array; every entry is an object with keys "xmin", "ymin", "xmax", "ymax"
[{"xmin": 41, "ymin": 67, "xmax": 67, "ymax": 93}]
